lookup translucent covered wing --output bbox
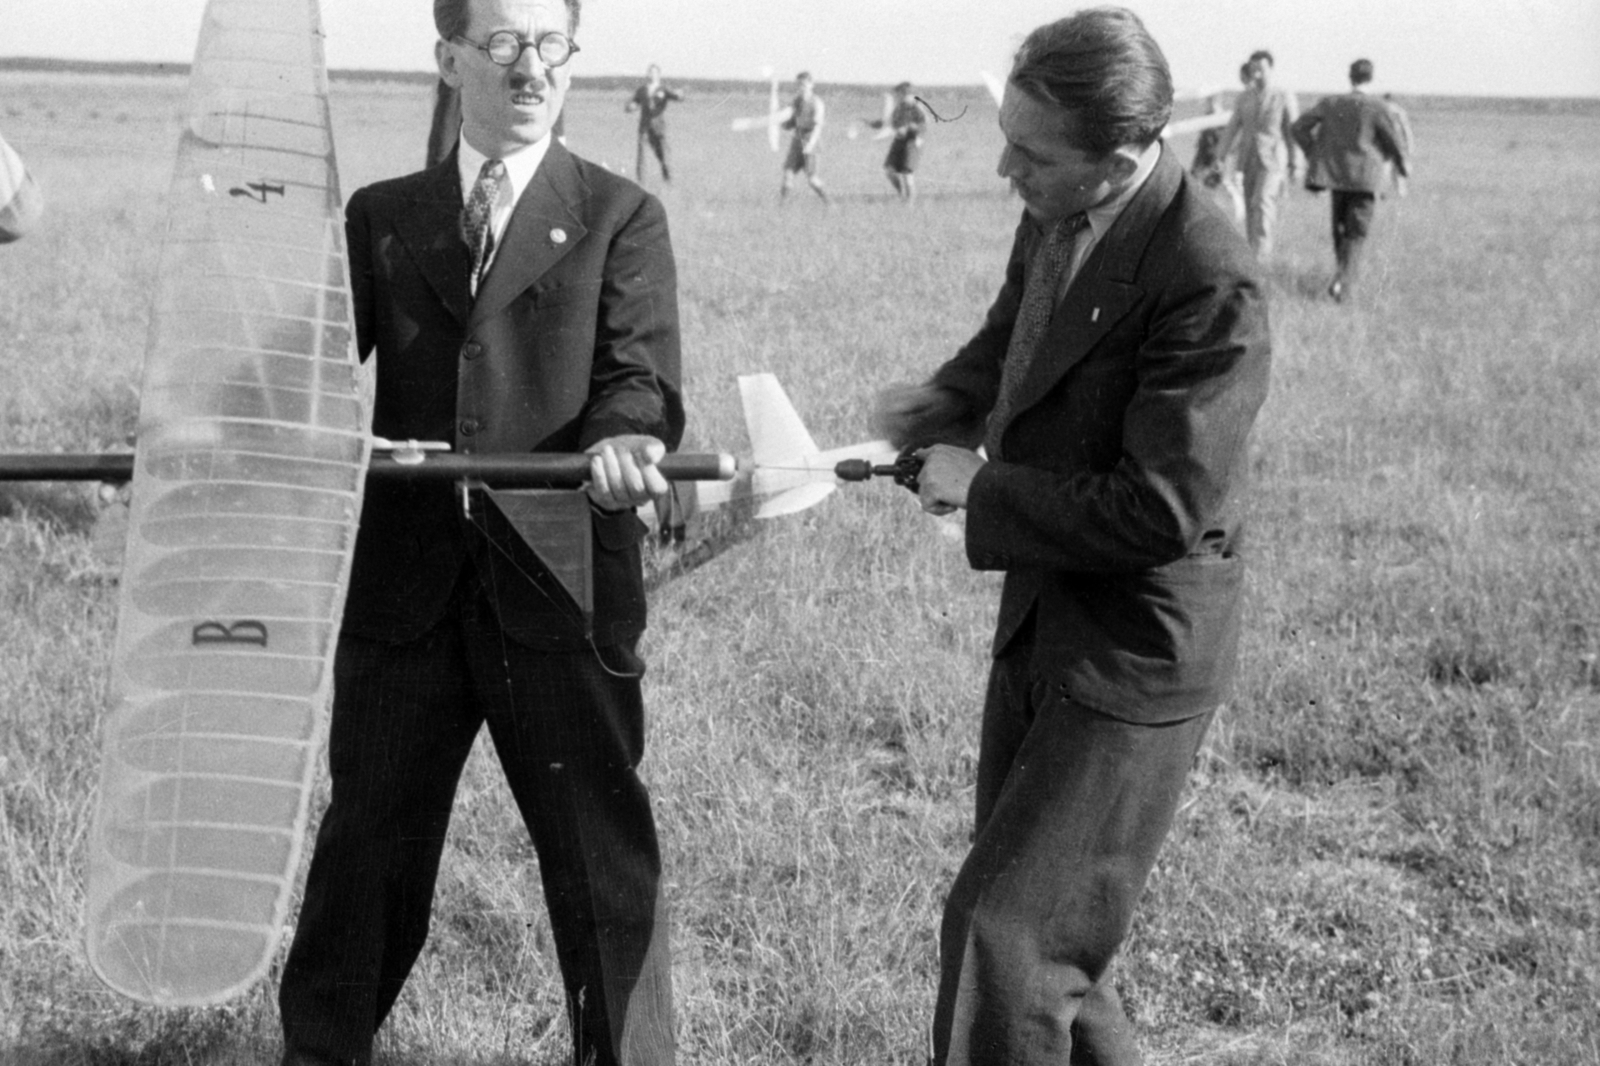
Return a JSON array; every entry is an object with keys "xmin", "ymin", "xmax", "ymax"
[{"xmin": 85, "ymin": 0, "xmax": 368, "ymax": 1006}]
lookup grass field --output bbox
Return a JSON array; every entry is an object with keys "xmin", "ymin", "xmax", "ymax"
[{"xmin": 2, "ymin": 72, "xmax": 1598, "ymax": 1065}]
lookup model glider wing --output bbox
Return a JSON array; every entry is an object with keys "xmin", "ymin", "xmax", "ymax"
[
  {"xmin": 730, "ymin": 68, "xmax": 786, "ymax": 151},
  {"xmin": 730, "ymin": 108, "xmax": 793, "ymax": 134},
  {"xmin": 767, "ymin": 68, "xmax": 782, "ymax": 152},
  {"xmin": 1161, "ymin": 110, "xmax": 1231, "ymax": 139},
  {"xmin": 979, "ymin": 71, "xmax": 1005, "ymax": 107},
  {"xmin": 84, "ymin": 0, "xmax": 368, "ymax": 1006}
]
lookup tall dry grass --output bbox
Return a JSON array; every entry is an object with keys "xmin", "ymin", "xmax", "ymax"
[{"xmin": 1, "ymin": 75, "xmax": 1596, "ymax": 1064}]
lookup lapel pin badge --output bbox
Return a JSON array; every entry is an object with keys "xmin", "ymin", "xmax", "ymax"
[
  {"xmin": 1091, "ymin": 307, "xmax": 1101, "ymax": 323},
  {"xmin": 550, "ymin": 227, "xmax": 568, "ymax": 244}
]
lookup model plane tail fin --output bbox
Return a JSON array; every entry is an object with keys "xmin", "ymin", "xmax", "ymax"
[
  {"xmin": 739, "ymin": 373, "xmax": 845, "ymax": 520},
  {"xmin": 739, "ymin": 373, "xmax": 821, "ymax": 466}
]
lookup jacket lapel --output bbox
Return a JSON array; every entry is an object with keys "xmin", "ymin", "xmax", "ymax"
[
  {"xmin": 1004, "ymin": 147, "xmax": 1183, "ymax": 427},
  {"xmin": 469, "ymin": 141, "xmax": 589, "ymax": 330},
  {"xmin": 391, "ymin": 154, "xmax": 473, "ymax": 327}
]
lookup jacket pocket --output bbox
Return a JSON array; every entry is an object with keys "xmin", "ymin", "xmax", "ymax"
[{"xmin": 528, "ymin": 279, "xmax": 602, "ymax": 309}]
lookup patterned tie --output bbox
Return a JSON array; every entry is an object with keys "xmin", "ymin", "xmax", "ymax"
[
  {"xmin": 985, "ymin": 212, "xmax": 1089, "ymax": 459},
  {"xmin": 460, "ymin": 158, "xmax": 505, "ymax": 296}
]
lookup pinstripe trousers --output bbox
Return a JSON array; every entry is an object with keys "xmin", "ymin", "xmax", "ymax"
[{"xmin": 279, "ymin": 572, "xmax": 675, "ymax": 1066}]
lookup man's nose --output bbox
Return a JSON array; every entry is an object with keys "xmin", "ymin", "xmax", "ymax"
[
  {"xmin": 997, "ymin": 144, "xmax": 1018, "ymax": 179},
  {"xmin": 510, "ymin": 45, "xmax": 549, "ymax": 81}
]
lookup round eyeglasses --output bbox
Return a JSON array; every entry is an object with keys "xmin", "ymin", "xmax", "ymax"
[{"xmin": 456, "ymin": 30, "xmax": 580, "ymax": 68}]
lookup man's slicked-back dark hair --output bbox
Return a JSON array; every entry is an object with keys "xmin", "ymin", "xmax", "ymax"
[
  {"xmin": 433, "ymin": 0, "xmax": 581, "ymax": 41},
  {"xmin": 1010, "ymin": 6, "xmax": 1173, "ymax": 155}
]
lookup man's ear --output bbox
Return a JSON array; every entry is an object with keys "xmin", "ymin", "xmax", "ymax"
[
  {"xmin": 1105, "ymin": 145, "xmax": 1143, "ymax": 184},
  {"xmin": 436, "ymin": 38, "xmax": 462, "ymax": 88}
]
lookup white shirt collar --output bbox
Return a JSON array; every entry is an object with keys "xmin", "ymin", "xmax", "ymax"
[
  {"xmin": 456, "ymin": 132, "xmax": 551, "ymax": 218},
  {"xmin": 1049, "ymin": 140, "xmax": 1163, "ymax": 300},
  {"xmin": 1083, "ymin": 139, "xmax": 1162, "ymax": 243}
]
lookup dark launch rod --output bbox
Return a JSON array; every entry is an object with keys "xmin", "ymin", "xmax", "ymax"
[{"xmin": 0, "ymin": 452, "xmax": 737, "ymax": 486}]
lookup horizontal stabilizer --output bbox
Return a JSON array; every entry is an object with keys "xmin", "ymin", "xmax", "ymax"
[{"xmin": 756, "ymin": 482, "xmax": 835, "ymax": 519}]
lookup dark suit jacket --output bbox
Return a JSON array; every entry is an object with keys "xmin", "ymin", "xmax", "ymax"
[
  {"xmin": 920, "ymin": 147, "xmax": 1270, "ymax": 723},
  {"xmin": 341, "ymin": 142, "xmax": 684, "ymax": 649},
  {"xmin": 1292, "ymin": 91, "xmax": 1409, "ymax": 195}
]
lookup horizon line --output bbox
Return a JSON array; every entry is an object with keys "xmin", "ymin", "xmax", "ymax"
[{"xmin": 2, "ymin": 55, "xmax": 1597, "ymax": 102}]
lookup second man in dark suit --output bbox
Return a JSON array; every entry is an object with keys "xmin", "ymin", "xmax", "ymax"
[
  {"xmin": 278, "ymin": 0, "xmax": 681, "ymax": 1063},
  {"xmin": 876, "ymin": 7, "xmax": 1270, "ymax": 1063}
]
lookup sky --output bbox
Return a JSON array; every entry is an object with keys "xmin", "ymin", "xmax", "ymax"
[{"xmin": 7, "ymin": 0, "xmax": 1600, "ymax": 98}]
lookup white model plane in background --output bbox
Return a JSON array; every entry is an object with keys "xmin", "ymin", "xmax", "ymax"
[
  {"xmin": 845, "ymin": 90, "xmax": 897, "ymax": 142},
  {"xmin": 979, "ymin": 70, "xmax": 1232, "ymax": 139},
  {"xmin": 737, "ymin": 72, "xmax": 1228, "ymax": 153},
  {"xmin": 729, "ymin": 66, "xmax": 785, "ymax": 150}
]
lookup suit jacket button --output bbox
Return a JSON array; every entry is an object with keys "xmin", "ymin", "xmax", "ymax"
[
  {"xmin": 459, "ymin": 418, "xmax": 480, "ymax": 437},
  {"xmin": 461, "ymin": 341, "xmax": 483, "ymax": 361}
]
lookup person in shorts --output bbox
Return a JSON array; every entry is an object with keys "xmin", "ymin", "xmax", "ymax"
[
  {"xmin": 780, "ymin": 71, "xmax": 829, "ymax": 203},
  {"xmin": 872, "ymin": 81, "xmax": 927, "ymax": 202}
]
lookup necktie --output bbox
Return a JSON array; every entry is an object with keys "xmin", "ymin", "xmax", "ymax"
[
  {"xmin": 460, "ymin": 158, "xmax": 505, "ymax": 296},
  {"xmin": 985, "ymin": 212, "xmax": 1089, "ymax": 459}
]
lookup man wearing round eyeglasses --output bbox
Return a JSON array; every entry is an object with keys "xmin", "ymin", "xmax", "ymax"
[{"xmin": 276, "ymin": 1, "xmax": 682, "ymax": 1064}]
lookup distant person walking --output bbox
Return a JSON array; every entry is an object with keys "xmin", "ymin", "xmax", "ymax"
[
  {"xmin": 1215, "ymin": 49, "xmax": 1300, "ymax": 259},
  {"xmin": 780, "ymin": 71, "xmax": 829, "ymax": 204},
  {"xmin": 0, "ymin": 130, "xmax": 43, "ymax": 242},
  {"xmin": 626, "ymin": 64, "xmax": 684, "ymax": 184},
  {"xmin": 870, "ymin": 81, "xmax": 927, "ymax": 202},
  {"xmin": 1189, "ymin": 63, "xmax": 1250, "ymax": 226},
  {"xmin": 1292, "ymin": 58, "xmax": 1410, "ymax": 301}
]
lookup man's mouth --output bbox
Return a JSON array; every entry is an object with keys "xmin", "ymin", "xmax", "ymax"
[{"xmin": 512, "ymin": 90, "xmax": 544, "ymax": 106}]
